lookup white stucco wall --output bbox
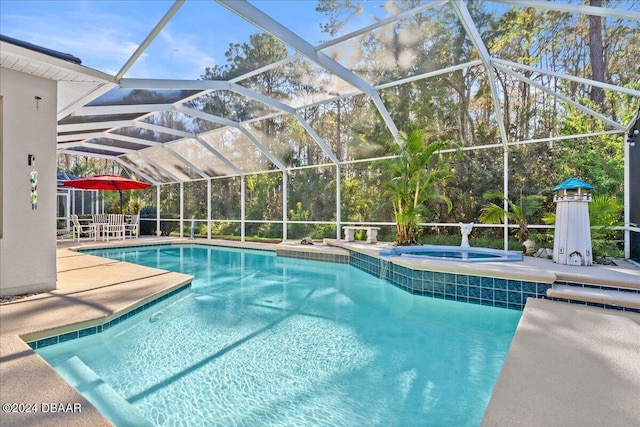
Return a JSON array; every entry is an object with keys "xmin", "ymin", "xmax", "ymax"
[{"xmin": 0, "ymin": 67, "xmax": 57, "ymax": 296}]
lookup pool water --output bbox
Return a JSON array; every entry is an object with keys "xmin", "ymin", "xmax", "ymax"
[
  {"xmin": 404, "ymin": 250, "xmax": 500, "ymax": 259},
  {"xmin": 379, "ymin": 245, "xmax": 523, "ymax": 262},
  {"xmin": 38, "ymin": 245, "xmax": 521, "ymax": 427}
]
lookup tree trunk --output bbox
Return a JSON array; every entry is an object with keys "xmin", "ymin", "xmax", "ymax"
[{"xmin": 588, "ymin": 0, "xmax": 605, "ymax": 106}]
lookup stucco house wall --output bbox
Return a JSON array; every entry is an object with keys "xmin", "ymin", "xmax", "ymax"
[{"xmin": 0, "ymin": 67, "xmax": 57, "ymax": 296}]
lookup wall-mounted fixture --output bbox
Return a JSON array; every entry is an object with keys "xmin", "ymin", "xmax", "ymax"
[
  {"xmin": 29, "ymin": 156, "xmax": 38, "ymax": 210},
  {"xmin": 628, "ymin": 111, "xmax": 640, "ymax": 147},
  {"xmin": 628, "ymin": 129, "xmax": 638, "ymax": 147},
  {"xmin": 34, "ymin": 95, "xmax": 42, "ymax": 111}
]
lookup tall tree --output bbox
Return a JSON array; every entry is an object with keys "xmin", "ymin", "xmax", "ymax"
[
  {"xmin": 588, "ymin": 0, "xmax": 606, "ymax": 106},
  {"xmin": 198, "ymin": 33, "xmax": 291, "ymax": 127}
]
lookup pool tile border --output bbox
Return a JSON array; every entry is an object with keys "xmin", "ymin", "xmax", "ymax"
[
  {"xmin": 547, "ymin": 297, "xmax": 640, "ymax": 313},
  {"xmin": 348, "ymin": 250, "xmax": 640, "ymax": 313},
  {"xmin": 555, "ymin": 281, "xmax": 640, "ymax": 295},
  {"xmin": 27, "ymin": 283, "xmax": 191, "ymax": 350},
  {"xmin": 276, "ymin": 248, "xmax": 349, "ymax": 264}
]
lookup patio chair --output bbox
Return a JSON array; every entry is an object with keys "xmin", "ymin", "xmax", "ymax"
[
  {"xmin": 105, "ymin": 214, "xmax": 125, "ymax": 241},
  {"xmin": 124, "ymin": 214, "xmax": 139, "ymax": 239},
  {"xmin": 71, "ymin": 215, "xmax": 96, "ymax": 242},
  {"xmin": 93, "ymin": 214, "xmax": 108, "ymax": 224},
  {"xmin": 92, "ymin": 214, "xmax": 109, "ymax": 240}
]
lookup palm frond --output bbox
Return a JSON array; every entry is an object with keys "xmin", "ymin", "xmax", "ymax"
[{"xmin": 479, "ymin": 202, "xmax": 509, "ymax": 224}]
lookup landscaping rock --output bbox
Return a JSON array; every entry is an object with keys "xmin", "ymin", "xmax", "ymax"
[{"xmin": 522, "ymin": 240, "xmax": 536, "ymax": 255}]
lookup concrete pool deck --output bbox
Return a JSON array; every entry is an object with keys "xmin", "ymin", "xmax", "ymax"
[
  {"xmin": 1, "ymin": 237, "xmax": 639, "ymax": 426},
  {"xmin": 482, "ymin": 298, "xmax": 640, "ymax": 427}
]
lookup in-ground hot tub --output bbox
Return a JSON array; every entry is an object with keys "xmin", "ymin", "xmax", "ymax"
[{"xmin": 379, "ymin": 245, "xmax": 523, "ymax": 262}]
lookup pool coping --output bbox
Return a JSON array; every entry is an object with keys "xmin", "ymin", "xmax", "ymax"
[{"xmin": 2, "ymin": 237, "xmax": 639, "ymax": 426}]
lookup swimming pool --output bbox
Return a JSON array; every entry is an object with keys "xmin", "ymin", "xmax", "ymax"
[
  {"xmin": 37, "ymin": 244, "xmax": 521, "ymax": 426},
  {"xmin": 379, "ymin": 245, "xmax": 523, "ymax": 262}
]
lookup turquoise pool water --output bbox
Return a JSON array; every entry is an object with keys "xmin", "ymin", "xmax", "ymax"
[
  {"xmin": 379, "ymin": 245, "xmax": 523, "ymax": 262},
  {"xmin": 38, "ymin": 245, "xmax": 521, "ymax": 426}
]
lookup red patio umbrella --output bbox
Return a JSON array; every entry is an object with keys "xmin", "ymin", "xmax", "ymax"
[{"xmin": 63, "ymin": 175, "xmax": 151, "ymax": 213}]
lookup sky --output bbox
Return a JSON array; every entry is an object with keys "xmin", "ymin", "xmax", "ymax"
[{"xmin": 0, "ymin": 0, "xmax": 391, "ymax": 80}]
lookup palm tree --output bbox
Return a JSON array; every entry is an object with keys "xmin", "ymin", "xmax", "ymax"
[
  {"xmin": 479, "ymin": 190, "xmax": 545, "ymax": 243},
  {"xmin": 378, "ymin": 130, "xmax": 453, "ymax": 246}
]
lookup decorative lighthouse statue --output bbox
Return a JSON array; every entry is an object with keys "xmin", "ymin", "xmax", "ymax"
[{"xmin": 552, "ymin": 178, "xmax": 593, "ymax": 266}]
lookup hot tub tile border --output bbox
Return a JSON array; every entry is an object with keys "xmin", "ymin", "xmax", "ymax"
[
  {"xmin": 349, "ymin": 250, "xmax": 549, "ymax": 311},
  {"xmin": 348, "ymin": 249, "xmax": 640, "ymax": 313}
]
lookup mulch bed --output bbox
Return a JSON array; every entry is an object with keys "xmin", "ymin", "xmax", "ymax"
[{"xmin": 0, "ymin": 293, "xmax": 40, "ymax": 304}]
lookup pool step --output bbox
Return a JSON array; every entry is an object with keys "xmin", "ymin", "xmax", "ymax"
[
  {"xmin": 55, "ymin": 356, "xmax": 153, "ymax": 427},
  {"xmin": 547, "ymin": 284, "xmax": 640, "ymax": 310}
]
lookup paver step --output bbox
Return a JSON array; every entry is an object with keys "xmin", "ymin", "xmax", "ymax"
[{"xmin": 547, "ymin": 284, "xmax": 640, "ymax": 309}]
